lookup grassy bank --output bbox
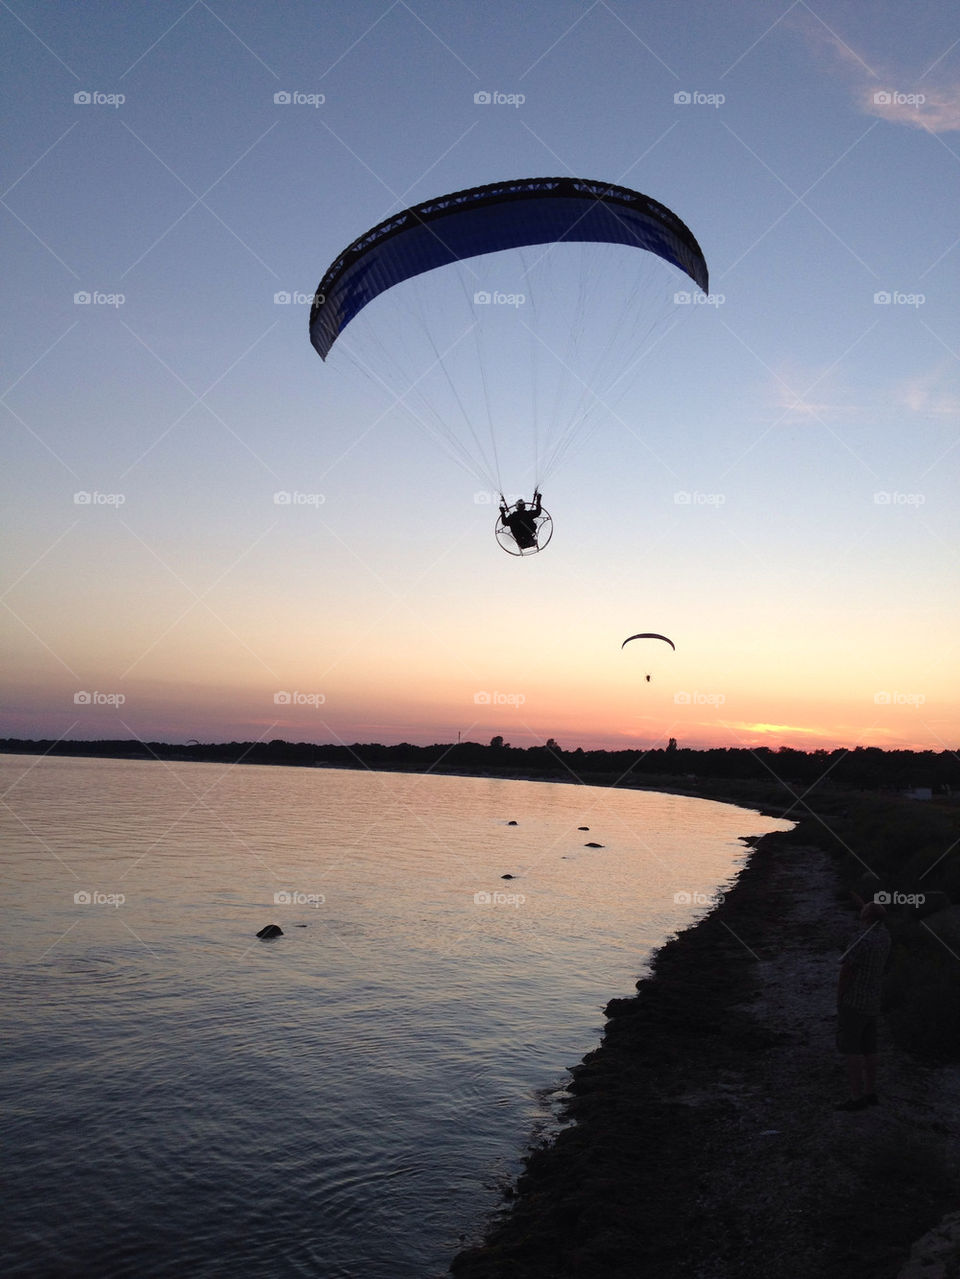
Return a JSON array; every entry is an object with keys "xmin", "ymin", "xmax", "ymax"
[{"xmin": 450, "ymin": 798, "xmax": 960, "ymax": 1278}]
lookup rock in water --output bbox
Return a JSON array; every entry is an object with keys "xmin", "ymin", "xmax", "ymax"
[{"xmin": 256, "ymin": 924, "xmax": 283, "ymax": 939}]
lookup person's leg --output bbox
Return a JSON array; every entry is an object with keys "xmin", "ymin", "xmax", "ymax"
[
  {"xmin": 862, "ymin": 1016, "xmax": 879, "ymax": 1100},
  {"xmin": 864, "ymin": 1054, "xmax": 878, "ymax": 1097},
  {"xmin": 835, "ymin": 1009, "xmax": 871, "ymax": 1108},
  {"xmin": 845, "ymin": 1053, "xmax": 865, "ymax": 1099}
]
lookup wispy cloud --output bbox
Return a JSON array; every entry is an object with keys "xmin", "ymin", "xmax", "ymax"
[
  {"xmin": 730, "ymin": 721, "xmax": 826, "ymax": 737},
  {"xmin": 766, "ymin": 361, "xmax": 960, "ymax": 425},
  {"xmin": 767, "ymin": 363, "xmax": 863, "ymax": 422},
  {"xmin": 793, "ymin": 11, "xmax": 960, "ymax": 134},
  {"xmin": 896, "ymin": 367, "xmax": 960, "ymax": 418},
  {"xmin": 862, "ymin": 86, "xmax": 960, "ymax": 134}
]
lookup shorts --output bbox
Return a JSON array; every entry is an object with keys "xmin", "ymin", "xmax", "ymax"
[{"xmin": 837, "ymin": 1007, "xmax": 879, "ymax": 1055}]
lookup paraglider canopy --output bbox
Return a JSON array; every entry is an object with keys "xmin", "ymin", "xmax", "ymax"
[
  {"xmin": 310, "ymin": 177, "xmax": 709, "ymax": 360},
  {"xmin": 621, "ymin": 633, "xmax": 676, "ymax": 651}
]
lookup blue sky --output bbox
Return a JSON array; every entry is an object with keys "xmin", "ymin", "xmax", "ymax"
[{"xmin": 2, "ymin": 0, "xmax": 958, "ymax": 751}]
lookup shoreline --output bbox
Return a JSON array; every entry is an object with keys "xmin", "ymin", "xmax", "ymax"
[
  {"xmin": 449, "ymin": 821, "xmax": 960, "ymax": 1279},
  {"xmin": 312, "ymin": 762, "xmax": 800, "ymax": 820}
]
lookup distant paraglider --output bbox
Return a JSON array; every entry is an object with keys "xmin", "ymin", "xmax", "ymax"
[
  {"xmin": 621, "ymin": 633, "xmax": 676, "ymax": 651},
  {"xmin": 309, "ymin": 177, "xmax": 709, "ymax": 555},
  {"xmin": 622, "ymin": 632, "xmax": 676, "ymax": 683}
]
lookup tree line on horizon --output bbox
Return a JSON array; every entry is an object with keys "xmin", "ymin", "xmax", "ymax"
[{"xmin": 1, "ymin": 736, "xmax": 956, "ymax": 792}]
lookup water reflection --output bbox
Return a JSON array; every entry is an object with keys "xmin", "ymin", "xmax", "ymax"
[{"xmin": 1, "ymin": 755, "xmax": 791, "ymax": 1276}]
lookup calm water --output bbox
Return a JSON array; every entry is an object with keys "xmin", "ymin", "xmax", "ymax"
[{"xmin": 0, "ymin": 755, "xmax": 791, "ymax": 1277}]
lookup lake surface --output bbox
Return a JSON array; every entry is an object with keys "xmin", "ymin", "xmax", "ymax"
[{"xmin": 0, "ymin": 755, "xmax": 791, "ymax": 1276}]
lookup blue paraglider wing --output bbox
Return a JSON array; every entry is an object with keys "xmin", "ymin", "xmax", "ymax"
[
  {"xmin": 622, "ymin": 633, "xmax": 676, "ymax": 651},
  {"xmin": 310, "ymin": 177, "xmax": 709, "ymax": 360}
]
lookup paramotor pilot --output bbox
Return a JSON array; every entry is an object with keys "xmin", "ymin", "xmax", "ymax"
[{"xmin": 500, "ymin": 491, "xmax": 542, "ymax": 551}]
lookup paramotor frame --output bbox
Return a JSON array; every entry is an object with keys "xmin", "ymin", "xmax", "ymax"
[{"xmin": 495, "ymin": 502, "xmax": 553, "ymax": 556}]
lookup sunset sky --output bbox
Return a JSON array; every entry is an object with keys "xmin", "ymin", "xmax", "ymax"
[{"xmin": 2, "ymin": 0, "xmax": 958, "ymax": 752}]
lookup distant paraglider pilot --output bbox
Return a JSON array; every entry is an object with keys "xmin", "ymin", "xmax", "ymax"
[{"xmin": 500, "ymin": 491, "xmax": 542, "ymax": 551}]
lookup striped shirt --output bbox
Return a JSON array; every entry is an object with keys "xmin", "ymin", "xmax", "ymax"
[{"xmin": 840, "ymin": 924, "xmax": 891, "ymax": 1015}]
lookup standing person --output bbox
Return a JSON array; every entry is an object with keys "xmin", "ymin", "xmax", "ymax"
[{"xmin": 835, "ymin": 899, "xmax": 891, "ymax": 1111}]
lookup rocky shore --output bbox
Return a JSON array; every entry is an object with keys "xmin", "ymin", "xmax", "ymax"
[{"xmin": 450, "ymin": 825, "xmax": 960, "ymax": 1279}]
